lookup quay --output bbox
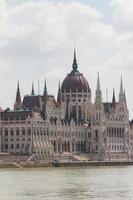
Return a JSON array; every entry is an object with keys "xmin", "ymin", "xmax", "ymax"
[
  {"xmin": 0, "ymin": 153, "xmax": 133, "ymax": 168},
  {"xmin": 0, "ymin": 160, "xmax": 133, "ymax": 169}
]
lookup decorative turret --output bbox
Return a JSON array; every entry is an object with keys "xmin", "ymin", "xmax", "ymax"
[
  {"xmin": 95, "ymin": 72, "xmax": 102, "ymax": 104},
  {"xmin": 112, "ymin": 88, "xmax": 116, "ymax": 103},
  {"xmin": 112, "ymin": 88, "xmax": 116, "ymax": 110},
  {"xmin": 57, "ymin": 81, "xmax": 62, "ymax": 107},
  {"xmin": 42, "ymin": 79, "xmax": 48, "ymax": 120},
  {"xmin": 14, "ymin": 81, "xmax": 22, "ymax": 110},
  {"xmin": 119, "ymin": 76, "xmax": 124, "ymax": 102},
  {"xmin": 61, "ymin": 50, "xmax": 92, "ymax": 122},
  {"xmin": 43, "ymin": 79, "xmax": 47, "ymax": 100},
  {"xmin": 61, "ymin": 49, "xmax": 91, "ymax": 93},
  {"xmin": 117, "ymin": 76, "xmax": 129, "ymax": 121},
  {"xmin": 72, "ymin": 48, "xmax": 78, "ymax": 72},
  {"xmin": 92, "ymin": 73, "xmax": 104, "ymax": 157},
  {"xmin": 94, "ymin": 73, "xmax": 103, "ymax": 122},
  {"xmin": 124, "ymin": 90, "xmax": 127, "ymax": 104},
  {"xmin": 96, "ymin": 72, "xmax": 101, "ymax": 91},
  {"xmin": 31, "ymin": 82, "xmax": 35, "ymax": 96}
]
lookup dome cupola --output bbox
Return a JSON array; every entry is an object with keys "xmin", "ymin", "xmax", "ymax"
[{"xmin": 61, "ymin": 50, "xmax": 91, "ymax": 93}]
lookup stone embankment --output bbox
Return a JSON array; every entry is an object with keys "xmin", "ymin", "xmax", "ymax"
[
  {"xmin": 0, "ymin": 153, "xmax": 133, "ymax": 168},
  {"xmin": 0, "ymin": 161, "xmax": 133, "ymax": 168}
]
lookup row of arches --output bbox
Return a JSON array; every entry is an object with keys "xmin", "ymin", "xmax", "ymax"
[
  {"xmin": 107, "ymin": 127, "xmax": 124, "ymax": 138},
  {"xmin": 3, "ymin": 127, "xmax": 31, "ymax": 136},
  {"xmin": 66, "ymin": 104, "xmax": 86, "ymax": 122},
  {"xmin": 51, "ymin": 140, "xmax": 86, "ymax": 153}
]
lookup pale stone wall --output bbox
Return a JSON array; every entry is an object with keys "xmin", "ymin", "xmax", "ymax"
[
  {"xmin": 0, "ymin": 119, "xmax": 32, "ymax": 155},
  {"xmin": 0, "ymin": 76, "xmax": 133, "ymax": 162},
  {"xmin": 61, "ymin": 91, "xmax": 92, "ymax": 122}
]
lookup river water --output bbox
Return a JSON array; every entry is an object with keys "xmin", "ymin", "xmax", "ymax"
[{"xmin": 0, "ymin": 166, "xmax": 133, "ymax": 200}]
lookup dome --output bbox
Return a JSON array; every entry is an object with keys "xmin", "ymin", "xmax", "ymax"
[
  {"xmin": 61, "ymin": 71, "xmax": 90, "ymax": 93},
  {"xmin": 61, "ymin": 50, "xmax": 91, "ymax": 93}
]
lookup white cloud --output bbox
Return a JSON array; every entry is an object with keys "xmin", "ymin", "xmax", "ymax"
[
  {"xmin": 0, "ymin": 0, "xmax": 133, "ymax": 118},
  {"xmin": 0, "ymin": 0, "xmax": 6, "ymax": 6},
  {"xmin": 111, "ymin": 0, "xmax": 133, "ymax": 31}
]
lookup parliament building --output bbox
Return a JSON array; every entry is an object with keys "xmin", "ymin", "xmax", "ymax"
[{"xmin": 0, "ymin": 50, "xmax": 133, "ymax": 162}]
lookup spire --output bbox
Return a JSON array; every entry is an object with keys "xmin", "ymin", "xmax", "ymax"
[
  {"xmin": 120, "ymin": 76, "xmax": 124, "ymax": 95},
  {"xmin": 94, "ymin": 73, "xmax": 103, "ymax": 121},
  {"xmin": 16, "ymin": 81, "xmax": 21, "ymax": 104},
  {"xmin": 96, "ymin": 72, "xmax": 101, "ymax": 91},
  {"xmin": 112, "ymin": 88, "xmax": 116, "ymax": 103},
  {"xmin": 124, "ymin": 89, "xmax": 127, "ymax": 104},
  {"xmin": 43, "ymin": 78, "xmax": 47, "ymax": 99},
  {"xmin": 31, "ymin": 82, "xmax": 35, "ymax": 96},
  {"xmin": 95, "ymin": 72, "xmax": 102, "ymax": 103},
  {"xmin": 42, "ymin": 78, "xmax": 48, "ymax": 120},
  {"xmin": 119, "ymin": 76, "xmax": 124, "ymax": 102},
  {"xmin": 112, "ymin": 88, "xmax": 116, "ymax": 109},
  {"xmin": 14, "ymin": 81, "xmax": 21, "ymax": 110},
  {"xmin": 72, "ymin": 48, "xmax": 78, "ymax": 72},
  {"xmin": 57, "ymin": 81, "xmax": 61, "ymax": 106}
]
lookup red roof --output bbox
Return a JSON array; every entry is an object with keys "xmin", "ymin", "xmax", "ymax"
[
  {"xmin": 23, "ymin": 95, "xmax": 42, "ymax": 109},
  {"xmin": 47, "ymin": 95, "xmax": 57, "ymax": 108},
  {"xmin": 22, "ymin": 94, "xmax": 58, "ymax": 110}
]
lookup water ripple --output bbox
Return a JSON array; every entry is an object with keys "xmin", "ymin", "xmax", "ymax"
[{"xmin": 0, "ymin": 166, "xmax": 133, "ymax": 200}]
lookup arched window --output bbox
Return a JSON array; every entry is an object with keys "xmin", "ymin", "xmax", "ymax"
[
  {"xmin": 88, "ymin": 132, "xmax": 91, "ymax": 138},
  {"xmin": 96, "ymin": 145, "xmax": 98, "ymax": 150},
  {"xmin": 53, "ymin": 141, "xmax": 56, "ymax": 152},
  {"xmin": 22, "ymin": 128, "xmax": 25, "ymax": 136},
  {"xmin": 16, "ymin": 128, "xmax": 19, "ymax": 136},
  {"xmin": 99, "ymin": 113, "xmax": 101, "ymax": 120},
  {"xmin": 5, "ymin": 128, "xmax": 8, "ymax": 136},
  {"xmin": 78, "ymin": 106, "xmax": 81, "ymax": 121},
  {"xmin": 95, "ymin": 130, "xmax": 98, "ymax": 138},
  {"xmin": 11, "ymin": 129, "xmax": 14, "ymax": 136},
  {"xmin": 28, "ymin": 128, "xmax": 31, "ymax": 136},
  {"xmin": 112, "ymin": 127, "xmax": 114, "ymax": 137},
  {"xmin": 109, "ymin": 127, "xmax": 111, "ymax": 137},
  {"xmin": 117, "ymin": 127, "xmax": 119, "ymax": 137},
  {"xmin": 72, "ymin": 106, "xmax": 76, "ymax": 120},
  {"xmin": 122, "ymin": 128, "xmax": 124, "ymax": 137},
  {"xmin": 114, "ymin": 128, "xmax": 116, "ymax": 137}
]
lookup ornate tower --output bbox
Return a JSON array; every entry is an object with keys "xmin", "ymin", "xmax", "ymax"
[
  {"xmin": 14, "ymin": 81, "xmax": 22, "ymax": 110},
  {"xmin": 112, "ymin": 88, "xmax": 116, "ymax": 111},
  {"xmin": 57, "ymin": 81, "xmax": 62, "ymax": 107},
  {"xmin": 110, "ymin": 76, "xmax": 130, "ymax": 158},
  {"xmin": 91, "ymin": 73, "xmax": 105, "ymax": 160},
  {"xmin": 61, "ymin": 49, "xmax": 92, "ymax": 122},
  {"xmin": 31, "ymin": 82, "xmax": 35, "ymax": 96},
  {"xmin": 42, "ymin": 79, "xmax": 48, "ymax": 120},
  {"xmin": 116, "ymin": 76, "xmax": 129, "ymax": 121},
  {"xmin": 93, "ymin": 72, "xmax": 103, "ymax": 121}
]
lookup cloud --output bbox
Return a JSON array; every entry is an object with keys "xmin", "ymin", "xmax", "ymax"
[
  {"xmin": 0, "ymin": 0, "xmax": 133, "ymax": 117},
  {"xmin": 111, "ymin": 0, "xmax": 133, "ymax": 31},
  {"xmin": 0, "ymin": 0, "xmax": 6, "ymax": 7}
]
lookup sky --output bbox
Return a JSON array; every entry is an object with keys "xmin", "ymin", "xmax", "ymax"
[{"xmin": 0, "ymin": 0, "xmax": 133, "ymax": 118}]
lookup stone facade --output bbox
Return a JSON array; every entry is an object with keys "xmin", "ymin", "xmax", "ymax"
[{"xmin": 0, "ymin": 51, "xmax": 133, "ymax": 161}]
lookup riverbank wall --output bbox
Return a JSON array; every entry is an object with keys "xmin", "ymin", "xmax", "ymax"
[{"xmin": 0, "ymin": 161, "xmax": 133, "ymax": 169}]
